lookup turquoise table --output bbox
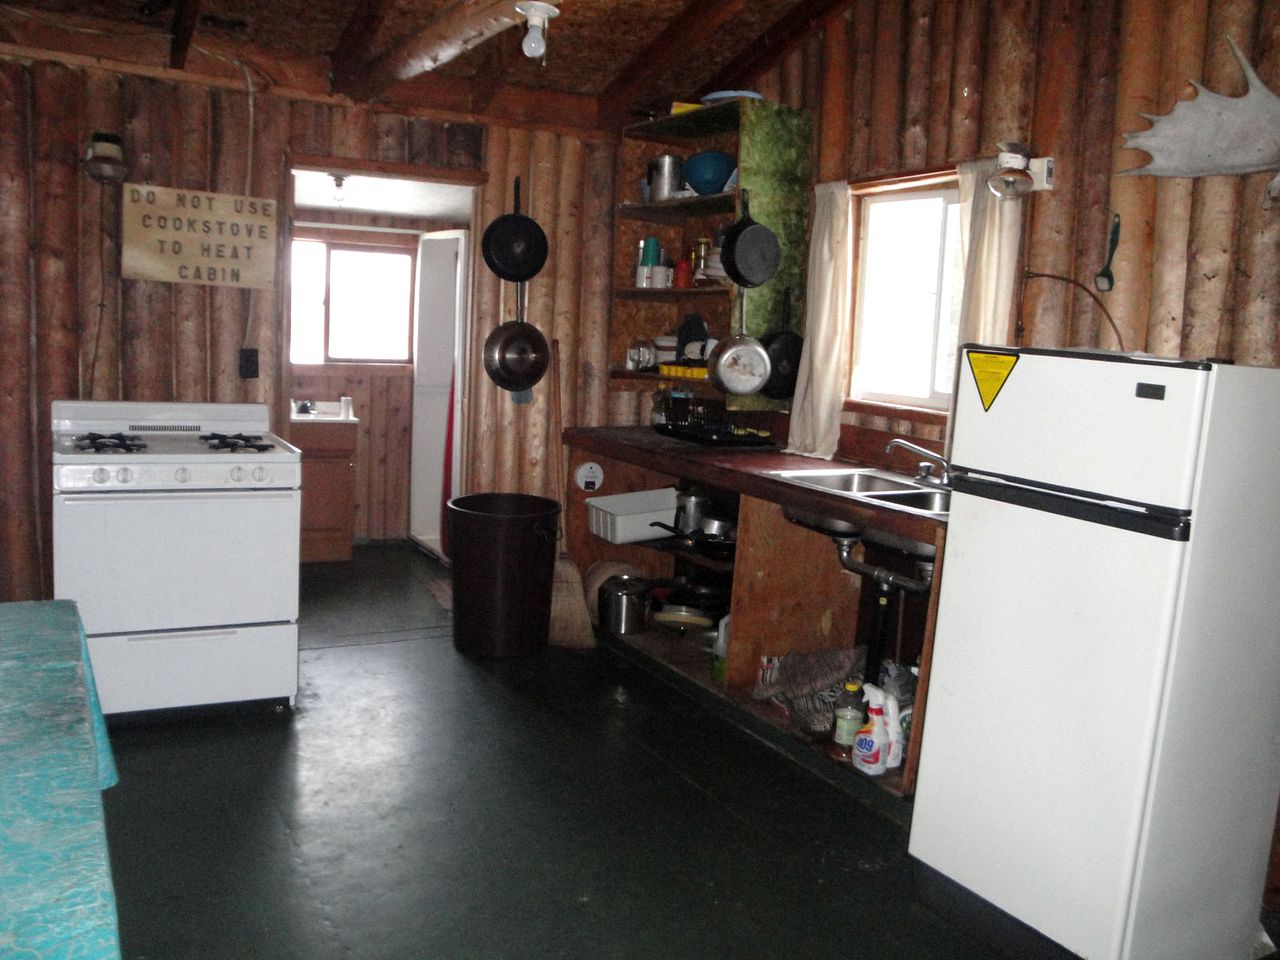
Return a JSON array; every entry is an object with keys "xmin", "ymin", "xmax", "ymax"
[{"xmin": 1, "ymin": 600, "xmax": 121, "ymax": 960}]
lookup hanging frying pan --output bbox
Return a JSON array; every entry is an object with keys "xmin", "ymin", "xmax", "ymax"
[
  {"xmin": 720, "ymin": 189, "xmax": 780, "ymax": 288},
  {"xmin": 707, "ymin": 292, "xmax": 770, "ymax": 395},
  {"xmin": 483, "ymin": 281, "xmax": 549, "ymax": 391},
  {"xmin": 482, "ymin": 177, "xmax": 548, "ymax": 282},
  {"xmin": 760, "ymin": 289, "xmax": 803, "ymax": 400}
]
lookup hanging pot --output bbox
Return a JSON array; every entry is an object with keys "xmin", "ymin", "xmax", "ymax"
[
  {"xmin": 720, "ymin": 189, "xmax": 780, "ymax": 288},
  {"xmin": 483, "ymin": 282, "xmax": 549, "ymax": 391},
  {"xmin": 707, "ymin": 293, "xmax": 770, "ymax": 395},
  {"xmin": 481, "ymin": 177, "xmax": 548, "ymax": 282},
  {"xmin": 760, "ymin": 290, "xmax": 803, "ymax": 400}
]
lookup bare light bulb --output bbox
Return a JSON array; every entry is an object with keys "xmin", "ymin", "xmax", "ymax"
[
  {"xmin": 521, "ymin": 21, "xmax": 545, "ymax": 58},
  {"xmin": 331, "ymin": 174, "xmax": 346, "ymax": 203}
]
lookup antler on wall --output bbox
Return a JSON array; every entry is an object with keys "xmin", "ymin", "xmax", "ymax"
[{"xmin": 1120, "ymin": 36, "xmax": 1280, "ymax": 205}]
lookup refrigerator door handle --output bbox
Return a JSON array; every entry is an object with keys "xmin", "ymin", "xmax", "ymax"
[{"xmin": 953, "ymin": 475, "xmax": 1191, "ymax": 541}]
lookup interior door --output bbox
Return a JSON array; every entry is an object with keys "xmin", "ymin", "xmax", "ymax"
[
  {"xmin": 410, "ymin": 232, "xmax": 466, "ymax": 555},
  {"xmin": 908, "ymin": 489, "xmax": 1187, "ymax": 960}
]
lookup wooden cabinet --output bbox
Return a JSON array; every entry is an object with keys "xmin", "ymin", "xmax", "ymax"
[
  {"xmin": 293, "ymin": 420, "xmax": 357, "ymax": 563},
  {"xmin": 563, "ymin": 429, "xmax": 946, "ymax": 798},
  {"xmin": 610, "ymin": 100, "xmax": 812, "ymax": 408}
]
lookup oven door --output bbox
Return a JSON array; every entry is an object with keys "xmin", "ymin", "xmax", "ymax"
[{"xmin": 54, "ymin": 489, "xmax": 300, "ymax": 635}]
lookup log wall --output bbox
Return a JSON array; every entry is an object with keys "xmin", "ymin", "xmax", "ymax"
[
  {"xmin": 0, "ymin": 56, "xmax": 615, "ymax": 596},
  {"xmin": 601, "ymin": 0, "xmax": 1279, "ymax": 439}
]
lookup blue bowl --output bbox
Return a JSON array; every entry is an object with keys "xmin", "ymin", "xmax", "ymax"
[{"xmin": 683, "ymin": 151, "xmax": 736, "ymax": 195}]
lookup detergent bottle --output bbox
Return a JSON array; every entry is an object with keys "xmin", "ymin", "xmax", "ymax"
[
  {"xmin": 885, "ymin": 692, "xmax": 903, "ymax": 769},
  {"xmin": 854, "ymin": 684, "xmax": 888, "ymax": 775}
]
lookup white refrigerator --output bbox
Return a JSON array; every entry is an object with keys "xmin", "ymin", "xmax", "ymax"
[{"xmin": 909, "ymin": 346, "xmax": 1280, "ymax": 960}]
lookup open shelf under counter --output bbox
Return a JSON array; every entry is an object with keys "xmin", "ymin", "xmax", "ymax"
[
  {"xmin": 599, "ymin": 627, "xmax": 912, "ymax": 811},
  {"xmin": 618, "ymin": 192, "xmax": 736, "ymax": 224}
]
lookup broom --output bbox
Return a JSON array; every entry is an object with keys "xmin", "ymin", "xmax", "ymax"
[{"xmin": 547, "ymin": 339, "xmax": 595, "ymax": 649}]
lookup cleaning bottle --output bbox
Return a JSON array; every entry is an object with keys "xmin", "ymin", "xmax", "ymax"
[
  {"xmin": 885, "ymin": 692, "xmax": 903, "ymax": 769},
  {"xmin": 854, "ymin": 684, "xmax": 888, "ymax": 775},
  {"xmin": 828, "ymin": 680, "xmax": 863, "ymax": 762}
]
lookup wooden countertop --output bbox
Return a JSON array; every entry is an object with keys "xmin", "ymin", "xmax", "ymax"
[{"xmin": 563, "ymin": 427, "xmax": 945, "ymax": 546}]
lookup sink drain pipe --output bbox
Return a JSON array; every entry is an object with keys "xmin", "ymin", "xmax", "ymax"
[
  {"xmin": 831, "ymin": 537, "xmax": 933, "ymax": 594},
  {"xmin": 833, "ymin": 537, "xmax": 933, "ymax": 683}
]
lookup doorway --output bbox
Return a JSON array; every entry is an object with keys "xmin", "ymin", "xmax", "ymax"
[{"xmin": 287, "ymin": 161, "xmax": 476, "ymax": 548}]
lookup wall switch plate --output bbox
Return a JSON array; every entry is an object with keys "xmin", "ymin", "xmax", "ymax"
[{"xmin": 239, "ymin": 347, "xmax": 259, "ymax": 379}]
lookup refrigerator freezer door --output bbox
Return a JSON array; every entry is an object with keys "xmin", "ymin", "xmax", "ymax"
[
  {"xmin": 908, "ymin": 490, "xmax": 1187, "ymax": 960},
  {"xmin": 952, "ymin": 349, "xmax": 1210, "ymax": 511}
]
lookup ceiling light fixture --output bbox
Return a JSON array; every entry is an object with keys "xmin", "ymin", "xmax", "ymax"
[
  {"xmin": 83, "ymin": 132, "xmax": 129, "ymax": 184},
  {"xmin": 331, "ymin": 174, "xmax": 346, "ymax": 204},
  {"xmin": 515, "ymin": 1, "xmax": 559, "ymax": 59}
]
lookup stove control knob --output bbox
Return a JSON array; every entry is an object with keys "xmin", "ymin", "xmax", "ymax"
[
  {"xmin": 252, "ymin": 466, "xmax": 268, "ymax": 483},
  {"xmin": 230, "ymin": 466, "xmax": 245, "ymax": 483},
  {"xmin": 174, "ymin": 467, "xmax": 191, "ymax": 484},
  {"xmin": 116, "ymin": 467, "xmax": 133, "ymax": 484},
  {"xmin": 93, "ymin": 467, "xmax": 110, "ymax": 485}
]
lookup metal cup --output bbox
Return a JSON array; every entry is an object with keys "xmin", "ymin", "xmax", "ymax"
[{"xmin": 647, "ymin": 154, "xmax": 683, "ymax": 203}]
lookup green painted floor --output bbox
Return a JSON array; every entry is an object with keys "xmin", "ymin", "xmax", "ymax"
[{"xmin": 101, "ymin": 544, "xmax": 1279, "ymax": 960}]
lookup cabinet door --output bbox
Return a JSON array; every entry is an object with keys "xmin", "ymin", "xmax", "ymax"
[{"xmin": 301, "ymin": 456, "xmax": 356, "ymax": 562}]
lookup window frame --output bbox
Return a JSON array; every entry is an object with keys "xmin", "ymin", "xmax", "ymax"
[
  {"xmin": 290, "ymin": 227, "xmax": 419, "ymax": 366},
  {"xmin": 844, "ymin": 169, "xmax": 960, "ymax": 425}
]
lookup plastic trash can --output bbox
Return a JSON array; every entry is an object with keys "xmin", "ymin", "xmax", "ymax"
[{"xmin": 447, "ymin": 493, "xmax": 560, "ymax": 658}]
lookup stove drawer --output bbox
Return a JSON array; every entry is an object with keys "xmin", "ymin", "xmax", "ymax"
[
  {"xmin": 54, "ymin": 489, "xmax": 300, "ymax": 635},
  {"xmin": 87, "ymin": 623, "xmax": 298, "ymax": 714}
]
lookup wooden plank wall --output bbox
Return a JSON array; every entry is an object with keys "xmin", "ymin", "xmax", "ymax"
[
  {"xmin": 0, "ymin": 59, "xmax": 504, "ymax": 598},
  {"xmin": 289, "ymin": 365, "xmax": 413, "ymax": 542}
]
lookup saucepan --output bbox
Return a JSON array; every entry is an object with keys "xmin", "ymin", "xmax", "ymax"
[{"xmin": 649, "ymin": 520, "xmax": 736, "ymax": 561}]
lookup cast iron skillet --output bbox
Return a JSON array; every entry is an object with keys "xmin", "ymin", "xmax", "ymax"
[
  {"xmin": 482, "ymin": 177, "xmax": 548, "ymax": 282},
  {"xmin": 720, "ymin": 190, "xmax": 780, "ymax": 288}
]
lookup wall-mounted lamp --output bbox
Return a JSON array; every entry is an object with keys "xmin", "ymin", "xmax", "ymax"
[
  {"xmin": 988, "ymin": 142, "xmax": 1054, "ymax": 199},
  {"xmin": 515, "ymin": 1, "xmax": 559, "ymax": 59},
  {"xmin": 83, "ymin": 132, "xmax": 129, "ymax": 184},
  {"xmin": 331, "ymin": 174, "xmax": 346, "ymax": 204}
]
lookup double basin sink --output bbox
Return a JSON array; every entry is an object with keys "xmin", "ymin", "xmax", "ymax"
[{"xmin": 765, "ymin": 466, "xmax": 949, "ymax": 558}]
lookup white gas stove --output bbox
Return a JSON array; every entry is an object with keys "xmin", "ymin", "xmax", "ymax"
[{"xmin": 52, "ymin": 401, "xmax": 302, "ymax": 714}]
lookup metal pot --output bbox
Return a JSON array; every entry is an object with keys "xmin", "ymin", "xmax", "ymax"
[
  {"xmin": 675, "ymin": 490, "xmax": 711, "ymax": 534},
  {"xmin": 481, "ymin": 177, "xmax": 549, "ymax": 282},
  {"xmin": 647, "ymin": 154, "xmax": 683, "ymax": 203},
  {"xmin": 719, "ymin": 190, "xmax": 780, "ymax": 288},
  {"xmin": 598, "ymin": 575, "xmax": 648, "ymax": 635},
  {"xmin": 707, "ymin": 294, "xmax": 770, "ymax": 396},
  {"xmin": 483, "ymin": 281, "xmax": 549, "ymax": 391}
]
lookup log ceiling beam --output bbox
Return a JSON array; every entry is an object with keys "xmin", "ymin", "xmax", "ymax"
[
  {"xmin": 696, "ymin": 0, "xmax": 857, "ymax": 97},
  {"xmin": 329, "ymin": 0, "xmax": 393, "ymax": 91},
  {"xmin": 168, "ymin": 0, "xmax": 201, "ymax": 69},
  {"xmin": 332, "ymin": 0, "xmax": 530, "ymax": 102},
  {"xmin": 468, "ymin": 28, "xmax": 518, "ymax": 113},
  {"xmin": 595, "ymin": 0, "xmax": 747, "ymax": 130}
]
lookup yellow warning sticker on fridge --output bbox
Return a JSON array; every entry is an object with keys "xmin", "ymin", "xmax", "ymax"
[{"xmin": 967, "ymin": 351, "xmax": 1018, "ymax": 411}]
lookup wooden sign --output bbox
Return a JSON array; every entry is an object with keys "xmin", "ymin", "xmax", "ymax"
[{"xmin": 121, "ymin": 184, "xmax": 277, "ymax": 289}]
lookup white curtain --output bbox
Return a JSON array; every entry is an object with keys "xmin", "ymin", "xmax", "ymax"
[
  {"xmin": 957, "ymin": 158, "xmax": 1024, "ymax": 345},
  {"xmin": 785, "ymin": 182, "xmax": 853, "ymax": 459}
]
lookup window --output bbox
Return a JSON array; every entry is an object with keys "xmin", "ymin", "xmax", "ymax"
[
  {"xmin": 849, "ymin": 179, "xmax": 963, "ymax": 410},
  {"xmin": 289, "ymin": 236, "xmax": 416, "ymax": 364}
]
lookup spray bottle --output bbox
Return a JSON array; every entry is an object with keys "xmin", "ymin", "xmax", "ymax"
[
  {"xmin": 854, "ymin": 684, "xmax": 888, "ymax": 775},
  {"xmin": 885, "ymin": 692, "xmax": 903, "ymax": 769}
]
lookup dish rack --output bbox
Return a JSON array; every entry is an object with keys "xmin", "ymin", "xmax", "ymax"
[{"xmin": 654, "ymin": 395, "xmax": 775, "ymax": 447}]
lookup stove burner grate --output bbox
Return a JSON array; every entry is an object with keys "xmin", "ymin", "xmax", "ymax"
[
  {"xmin": 75, "ymin": 432, "xmax": 147, "ymax": 453},
  {"xmin": 200, "ymin": 432, "xmax": 276, "ymax": 452}
]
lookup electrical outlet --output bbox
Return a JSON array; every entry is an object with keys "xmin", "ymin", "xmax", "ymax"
[{"xmin": 239, "ymin": 348, "xmax": 259, "ymax": 379}]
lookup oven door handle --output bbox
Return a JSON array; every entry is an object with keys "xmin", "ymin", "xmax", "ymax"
[{"xmin": 57, "ymin": 490, "xmax": 298, "ymax": 505}]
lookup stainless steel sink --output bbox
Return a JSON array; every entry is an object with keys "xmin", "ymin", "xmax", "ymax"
[
  {"xmin": 766, "ymin": 467, "xmax": 918, "ymax": 496},
  {"xmin": 862, "ymin": 487, "xmax": 950, "ymax": 514},
  {"xmin": 770, "ymin": 465, "xmax": 948, "ymax": 558}
]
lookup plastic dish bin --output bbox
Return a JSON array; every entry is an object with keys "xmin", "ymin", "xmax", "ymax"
[{"xmin": 585, "ymin": 488, "xmax": 678, "ymax": 544}]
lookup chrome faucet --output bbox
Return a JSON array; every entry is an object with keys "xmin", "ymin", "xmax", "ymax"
[{"xmin": 885, "ymin": 438, "xmax": 951, "ymax": 485}]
